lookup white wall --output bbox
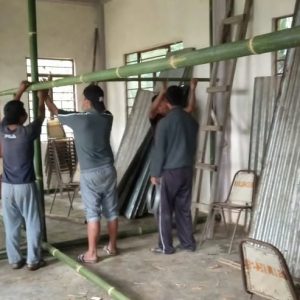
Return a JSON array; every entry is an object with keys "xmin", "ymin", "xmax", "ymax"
[
  {"xmin": 103, "ymin": 0, "xmax": 296, "ymax": 209},
  {"xmin": 104, "ymin": 0, "xmax": 296, "ymax": 160},
  {"xmin": 0, "ymin": 0, "xmax": 103, "ymax": 182},
  {"xmin": 104, "ymin": 0, "xmax": 210, "ymax": 151},
  {"xmin": 230, "ymin": 0, "xmax": 295, "ymax": 175},
  {"xmin": 0, "ymin": 0, "xmax": 103, "ymax": 106},
  {"xmin": 0, "ymin": 0, "xmax": 296, "ymax": 190}
]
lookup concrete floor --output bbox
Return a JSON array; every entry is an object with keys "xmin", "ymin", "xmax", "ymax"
[{"xmin": 0, "ymin": 193, "xmax": 256, "ymax": 300}]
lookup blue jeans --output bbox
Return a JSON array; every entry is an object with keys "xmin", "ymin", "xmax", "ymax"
[
  {"xmin": 80, "ymin": 164, "xmax": 118, "ymax": 222},
  {"xmin": 2, "ymin": 182, "xmax": 42, "ymax": 265}
]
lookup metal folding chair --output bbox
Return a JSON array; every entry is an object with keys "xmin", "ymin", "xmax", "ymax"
[
  {"xmin": 47, "ymin": 138, "xmax": 79, "ymax": 216},
  {"xmin": 210, "ymin": 170, "xmax": 257, "ymax": 254}
]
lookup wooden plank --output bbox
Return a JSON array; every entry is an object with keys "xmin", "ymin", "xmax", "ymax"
[
  {"xmin": 207, "ymin": 85, "xmax": 229, "ymax": 93},
  {"xmin": 223, "ymin": 14, "xmax": 244, "ymax": 25},
  {"xmin": 201, "ymin": 125, "xmax": 223, "ymax": 132},
  {"xmin": 217, "ymin": 258, "xmax": 241, "ymax": 270},
  {"xmin": 196, "ymin": 163, "xmax": 218, "ymax": 172}
]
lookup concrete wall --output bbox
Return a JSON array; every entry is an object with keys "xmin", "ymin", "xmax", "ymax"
[
  {"xmin": 231, "ymin": 0, "xmax": 295, "ymax": 174},
  {"xmin": 0, "ymin": 0, "xmax": 103, "ymax": 183},
  {"xmin": 0, "ymin": 0, "xmax": 296, "ymax": 190},
  {"xmin": 103, "ymin": 0, "xmax": 296, "ymax": 209},
  {"xmin": 104, "ymin": 0, "xmax": 210, "ymax": 151},
  {"xmin": 0, "ymin": 0, "xmax": 103, "ymax": 106},
  {"xmin": 104, "ymin": 0, "xmax": 295, "ymax": 169}
]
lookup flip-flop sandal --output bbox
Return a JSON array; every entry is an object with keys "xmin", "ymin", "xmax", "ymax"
[
  {"xmin": 103, "ymin": 245, "xmax": 118, "ymax": 256},
  {"xmin": 77, "ymin": 253, "xmax": 98, "ymax": 264}
]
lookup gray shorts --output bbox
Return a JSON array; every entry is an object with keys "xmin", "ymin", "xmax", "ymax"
[{"xmin": 80, "ymin": 164, "xmax": 118, "ymax": 222}]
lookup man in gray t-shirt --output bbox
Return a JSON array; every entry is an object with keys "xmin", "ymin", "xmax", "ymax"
[
  {"xmin": 0, "ymin": 81, "xmax": 46, "ymax": 271},
  {"xmin": 42, "ymin": 84, "xmax": 118, "ymax": 263}
]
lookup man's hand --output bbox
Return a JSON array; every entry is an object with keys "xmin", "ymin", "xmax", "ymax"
[
  {"xmin": 184, "ymin": 78, "xmax": 198, "ymax": 113},
  {"xmin": 149, "ymin": 81, "xmax": 168, "ymax": 119},
  {"xmin": 150, "ymin": 176, "xmax": 160, "ymax": 185},
  {"xmin": 190, "ymin": 78, "xmax": 198, "ymax": 90},
  {"xmin": 162, "ymin": 80, "xmax": 168, "ymax": 93},
  {"xmin": 38, "ymin": 88, "xmax": 50, "ymax": 101},
  {"xmin": 19, "ymin": 80, "xmax": 30, "ymax": 92},
  {"xmin": 15, "ymin": 80, "xmax": 31, "ymax": 100}
]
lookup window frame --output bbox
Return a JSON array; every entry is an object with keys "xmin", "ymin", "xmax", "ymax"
[
  {"xmin": 272, "ymin": 15, "xmax": 293, "ymax": 76},
  {"xmin": 26, "ymin": 57, "xmax": 76, "ymax": 141},
  {"xmin": 124, "ymin": 41, "xmax": 183, "ymax": 117}
]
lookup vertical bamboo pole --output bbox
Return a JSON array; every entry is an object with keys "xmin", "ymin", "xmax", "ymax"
[{"xmin": 28, "ymin": 0, "xmax": 47, "ymax": 241}]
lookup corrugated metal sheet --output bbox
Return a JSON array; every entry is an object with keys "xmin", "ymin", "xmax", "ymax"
[
  {"xmin": 115, "ymin": 89, "xmax": 153, "ymax": 191},
  {"xmin": 116, "ymin": 63, "xmax": 193, "ymax": 213},
  {"xmin": 249, "ymin": 77, "xmax": 278, "ymax": 175},
  {"xmin": 250, "ymin": 2, "xmax": 300, "ymax": 279}
]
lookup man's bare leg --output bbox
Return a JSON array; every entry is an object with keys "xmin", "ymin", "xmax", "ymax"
[
  {"xmin": 107, "ymin": 218, "xmax": 118, "ymax": 252},
  {"xmin": 84, "ymin": 220, "xmax": 100, "ymax": 261}
]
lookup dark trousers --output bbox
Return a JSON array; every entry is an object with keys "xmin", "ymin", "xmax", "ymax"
[{"xmin": 158, "ymin": 167, "xmax": 195, "ymax": 253}]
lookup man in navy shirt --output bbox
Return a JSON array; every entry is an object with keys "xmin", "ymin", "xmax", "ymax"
[
  {"xmin": 0, "ymin": 81, "xmax": 45, "ymax": 270},
  {"xmin": 150, "ymin": 85, "xmax": 199, "ymax": 254}
]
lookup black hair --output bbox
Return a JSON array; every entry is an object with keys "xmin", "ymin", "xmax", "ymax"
[
  {"xmin": 83, "ymin": 84, "xmax": 106, "ymax": 113},
  {"xmin": 180, "ymin": 85, "xmax": 190, "ymax": 108},
  {"xmin": 92, "ymin": 101, "xmax": 106, "ymax": 113},
  {"xmin": 165, "ymin": 85, "xmax": 184, "ymax": 106},
  {"xmin": 151, "ymin": 94, "xmax": 158, "ymax": 102},
  {"xmin": 4, "ymin": 100, "xmax": 27, "ymax": 125},
  {"xmin": 83, "ymin": 84, "xmax": 104, "ymax": 101}
]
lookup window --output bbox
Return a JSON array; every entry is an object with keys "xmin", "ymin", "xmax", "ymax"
[
  {"xmin": 26, "ymin": 58, "xmax": 76, "ymax": 141},
  {"xmin": 125, "ymin": 42, "xmax": 183, "ymax": 116},
  {"xmin": 273, "ymin": 15, "xmax": 293, "ymax": 76}
]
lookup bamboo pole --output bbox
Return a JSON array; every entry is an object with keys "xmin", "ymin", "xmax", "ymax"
[
  {"xmin": 28, "ymin": 0, "xmax": 47, "ymax": 241},
  {"xmin": 0, "ymin": 78, "xmax": 210, "ymax": 96},
  {"xmin": 42, "ymin": 242, "xmax": 131, "ymax": 300},
  {"xmin": 109, "ymin": 77, "xmax": 210, "ymax": 82},
  {"xmin": 0, "ymin": 223, "xmax": 158, "ymax": 260},
  {"xmin": 52, "ymin": 224, "xmax": 158, "ymax": 250},
  {"xmin": 1, "ymin": 26, "xmax": 300, "ymax": 96}
]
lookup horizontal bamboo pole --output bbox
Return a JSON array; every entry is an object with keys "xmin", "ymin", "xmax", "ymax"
[
  {"xmin": 0, "ymin": 77, "xmax": 210, "ymax": 97},
  {"xmin": 1, "ymin": 26, "xmax": 300, "ymax": 97},
  {"xmin": 51, "ymin": 224, "xmax": 157, "ymax": 250},
  {"xmin": 0, "ymin": 223, "xmax": 158, "ymax": 260},
  {"xmin": 111, "ymin": 77, "xmax": 210, "ymax": 82},
  {"xmin": 42, "ymin": 242, "xmax": 131, "ymax": 300}
]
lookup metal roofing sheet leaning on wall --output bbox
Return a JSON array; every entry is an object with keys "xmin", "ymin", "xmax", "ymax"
[
  {"xmin": 115, "ymin": 60, "xmax": 193, "ymax": 211},
  {"xmin": 115, "ymin": 89, "xmax": 153, "ymax": 187},
  {"xmin": 248, "ymin": 76, "xmax": 279, "ymax": 175},
  {"xmin": 250, "ymin": 1, "xmax": 300, "ymax": 279}
]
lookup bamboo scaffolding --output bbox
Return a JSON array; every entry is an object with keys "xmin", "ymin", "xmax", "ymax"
[
  {"xmin": 28, "ymin": 0, "xmax": 47, "ymax": 241},
  {"xmin": 42, "ymin": 242, "xmax": 131, "ymax": 300},
  {"xmin": 1, "ymin": 26, "xmax": 300, "ymax": 96}
]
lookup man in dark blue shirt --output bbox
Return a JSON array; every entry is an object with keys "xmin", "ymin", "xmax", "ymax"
[
  {"xmin": 150, "ymin": 85, "xmax": 199, "ymax": 254},
  {"xmin": 0, "ymin": 81, "xmax": 45, "ymax": 270}
]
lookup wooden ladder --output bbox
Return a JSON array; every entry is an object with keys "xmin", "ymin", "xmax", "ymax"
[{"xmin": 191, "ymin": 0, "xmax": 253, "ymax": 240}]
